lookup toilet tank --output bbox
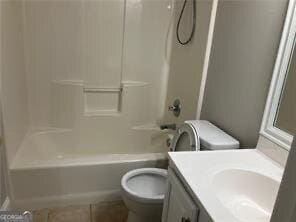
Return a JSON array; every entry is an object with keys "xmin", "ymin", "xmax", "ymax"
[{"xmin": 187, "ymin": 120, "xmax": 240, "ymax": 150}]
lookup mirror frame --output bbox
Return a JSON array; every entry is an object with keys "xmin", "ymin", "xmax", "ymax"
[{"xmin": 260, "ymin": 0, "xmax": 296, "ymax": 150}]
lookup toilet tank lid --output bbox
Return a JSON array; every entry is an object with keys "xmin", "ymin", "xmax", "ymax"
[{"xmin": 185, "ymin": 120, "xmax": 240, "ymax": 150}]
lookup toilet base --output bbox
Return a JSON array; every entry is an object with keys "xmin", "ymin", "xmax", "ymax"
[{"xmin": 127, "ymin": 211, "xmax": 161, "ymax": 222}]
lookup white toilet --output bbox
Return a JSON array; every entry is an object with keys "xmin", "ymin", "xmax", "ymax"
[
  {"xmin": 121, "ymin": 168, "xmax": 167, "ymax": 222},
  {"xmin": 121, "ymin": 120, "xmax": 239, "ymax": 222}
]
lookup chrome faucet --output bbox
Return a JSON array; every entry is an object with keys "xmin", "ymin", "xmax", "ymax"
[{"xmin": 160, "ymin": 123, "xmax": 176, "ymax": 130}]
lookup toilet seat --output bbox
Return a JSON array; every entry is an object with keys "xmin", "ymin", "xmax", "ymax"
[
  {"xmin": 170, "ymin": 122, "xmax": 200, "ymax": 151},
  {"xmin": 121, "ymin": 168, "xmax": 167, "ymax": 204}
]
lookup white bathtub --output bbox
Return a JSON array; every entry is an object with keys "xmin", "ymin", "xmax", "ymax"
[{"xmin": 9, "ymin": 129, "xmax": 169, "ymax": 210}]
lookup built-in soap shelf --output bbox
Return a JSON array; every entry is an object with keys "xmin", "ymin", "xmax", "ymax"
[
  {"xmin": 132, "ymin": 123, "xmax": 174, "ymax": 148},
  {"xmin": 51, "ymin": 80, "xmax": 150, "ymax": 117},
  {"xmin": 83, "ymin": 85, "xmax": 122, "ymax": 116},
  {"xmin": 51, "ymin": 79, "xmax": 83, "ymax": 86},
  {"xmin": 132, "ymin": 123, "xmax": 162, "ymax": 131},
  {"xmin": 83, "ymin": 86, "xmax": 123, "ymax": 93},
  {"xmin": 121, "ymin": 81, "xmax": 149, "ymax": 87},
  {"xmin": 83, "ymin": 81, "xmax": 149, "ymax": 116},
  {"xmin": 132, "ymin": 123, "xmax": 174, "ymax": 135}
]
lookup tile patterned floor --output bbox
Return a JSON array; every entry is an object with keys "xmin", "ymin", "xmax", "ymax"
[{"xmin": 33, "ymin": 201, "xmax": 128, "ymax": 222}]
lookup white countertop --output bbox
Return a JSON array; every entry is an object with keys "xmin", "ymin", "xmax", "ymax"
[{"xmin": 168, "ymin": 149, "xmax": 284, "ymax": 222}]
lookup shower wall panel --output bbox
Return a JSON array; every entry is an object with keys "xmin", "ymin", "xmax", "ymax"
[
  {"xmin": 122, "ymin": 0, "xmax": 173, "ymax": 122},
  {"xmin": 23, "ymin": 0, "xmax": 125, "ymax": 127},
  {"xmin": 83, "ymin": 1, "xmax": 124, "ymax": 87}
]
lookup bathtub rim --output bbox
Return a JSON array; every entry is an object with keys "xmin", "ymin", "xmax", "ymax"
[{"xmin": 10, "ymin": 152, "xmax": 168, "ymax": 170}]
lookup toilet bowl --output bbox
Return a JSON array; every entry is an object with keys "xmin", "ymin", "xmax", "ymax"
[{"xmin": 121, "ymin": 168, "xmax": 167, "ymax": 222}]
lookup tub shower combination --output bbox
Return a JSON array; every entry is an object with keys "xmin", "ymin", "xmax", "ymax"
[
  {"xmin": 1, "ymin": 0, "xmax": 177, "ymax": 209},
  {"xmin": 0, "ymin": 0, "xmax": 208, "ymax": 210}
]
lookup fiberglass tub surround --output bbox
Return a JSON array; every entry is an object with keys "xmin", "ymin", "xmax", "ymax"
[
  {"xmin": 5, "ymin": 0, "xmax": 176, "ymax": 209},
  {"xmin": 14, "ymin": 0, "xmax": 174, "ymax": 166},
  {"xmin": 8, "ymin": 0, "xmax": 208, "ymax": 168}
]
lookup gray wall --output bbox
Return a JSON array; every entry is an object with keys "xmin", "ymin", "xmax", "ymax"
[{"xmin": 201, "ymin": 0, "xmax": 288, "ymax": 147}]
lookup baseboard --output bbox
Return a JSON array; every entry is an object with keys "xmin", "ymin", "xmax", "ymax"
[
  {"xmin": 0, "ymin": 197, "xmax": 10, "ymax": 211},
  {"xmin": 11, "ymin": 190, "xmax": 121, "ymax": 210}
]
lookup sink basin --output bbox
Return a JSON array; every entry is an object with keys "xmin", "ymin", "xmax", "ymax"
[
  {"xmin": 169, "ymin": 149, "xmax": 283, "ymax": 222},
  {"xmin": 212, "ymin": 169, "xmax": 280, "ymax": 222}
]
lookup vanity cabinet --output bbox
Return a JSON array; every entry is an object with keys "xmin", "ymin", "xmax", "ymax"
[{"xmin": 162, "ymin": 168, "xmax": 212, "ymax": 222}]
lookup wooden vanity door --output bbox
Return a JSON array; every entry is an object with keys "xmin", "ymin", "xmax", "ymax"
[{"xmin": 162, "ymin": 168, "xmax": 199, "ymax": 222}]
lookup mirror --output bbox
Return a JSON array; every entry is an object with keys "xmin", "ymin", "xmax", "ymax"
[{"xmin": 275, "ymin": 36, "xmax": 296, "ymax": 135}]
